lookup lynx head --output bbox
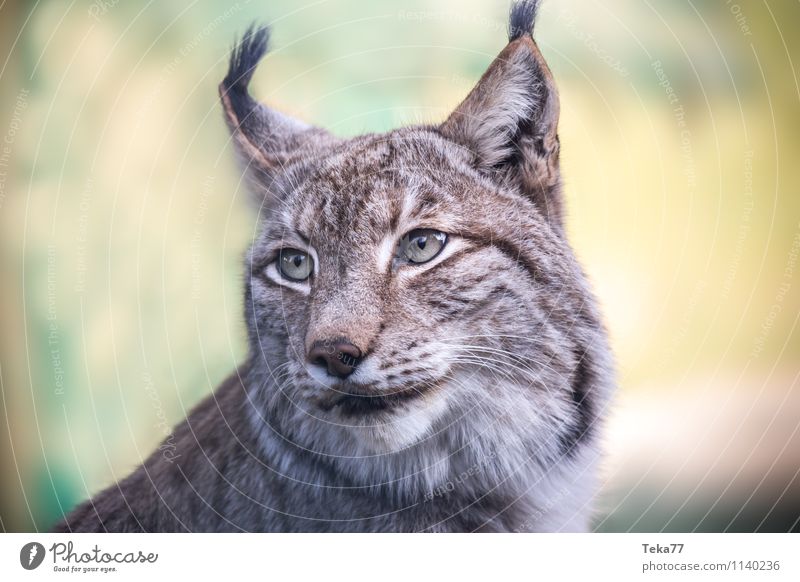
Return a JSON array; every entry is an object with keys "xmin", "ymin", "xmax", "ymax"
[{"xmin": 221, "ymin": 1, "xmax": 610, "ymax": 473}]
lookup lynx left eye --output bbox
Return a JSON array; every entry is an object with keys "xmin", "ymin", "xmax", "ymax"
[
  {"xmin": 399, "ymin": 229, "xmax": 447, "ymax": 264},
  {"xmin": 278, "ymin": 249, "xmax": 313, "ymax": 281}
]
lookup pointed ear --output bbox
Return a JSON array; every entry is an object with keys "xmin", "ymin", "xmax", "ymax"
[
  {"xmin": 439, "ymin": 1, "xmax": 563, "ymax": 226},
  {"xmin": 219, "ymin": 25, "xmax": 332, "ymax": 207}
]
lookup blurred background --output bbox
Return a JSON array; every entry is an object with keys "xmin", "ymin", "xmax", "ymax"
[{"xmin": 0, "ymin": 0, "xmax": 798, "ymax": 532}]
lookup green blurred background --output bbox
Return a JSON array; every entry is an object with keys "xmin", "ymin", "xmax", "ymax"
[{"xmin": 0, "ymin": 0, "xmax": 798, "ymax": 532}]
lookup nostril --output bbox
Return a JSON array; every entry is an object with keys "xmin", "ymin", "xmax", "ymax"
[{"xmin": 307, "ymin": 339, "xmax": 362, "ymax": 379}]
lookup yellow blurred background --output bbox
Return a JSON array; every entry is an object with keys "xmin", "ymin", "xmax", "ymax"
[{"xmin": 0, "ymin": 0, "xmax": 798, "ymax": 532}]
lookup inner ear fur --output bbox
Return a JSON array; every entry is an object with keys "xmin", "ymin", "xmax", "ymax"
[{"xmin": 440, "ymin": 22, "xmax": 563, "ymax": 227}]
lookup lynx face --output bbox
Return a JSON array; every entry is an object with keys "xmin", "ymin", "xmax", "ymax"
[
  {"xmin": 222, "ymin": 2, "xmax": 611, "ymax": 469},
  {"xmin": 247, "ymin": 131, "xmax": 574, "ymax": 454}
]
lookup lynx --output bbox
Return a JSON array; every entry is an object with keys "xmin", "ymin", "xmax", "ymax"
[{"xmin": 55, "ymin": 0, "xmax": 613, "ymax": 532}]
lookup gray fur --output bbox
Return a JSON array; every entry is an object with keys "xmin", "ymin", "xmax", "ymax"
[{"xmin": 54, "ymin": 1, "xmax": 613, "ymax": 533}]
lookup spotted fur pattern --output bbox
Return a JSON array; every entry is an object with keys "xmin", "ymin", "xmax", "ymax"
[{"xmin": 54, "ymin": 0, "xmax": 614, "ymax": 532}]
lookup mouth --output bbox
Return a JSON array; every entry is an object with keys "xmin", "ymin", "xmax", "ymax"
[{"xmin": 319, "ymin": 383, "xmax": 435, "ymax": 415}]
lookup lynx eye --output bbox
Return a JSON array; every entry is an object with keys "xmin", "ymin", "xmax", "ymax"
[
  {"xmin": 277, "ymin": 248, "xmax": 314, "ymax": 281},
  {"xmin": 398, "ymin": 229, "xmax": 448, "ymax": 264}
]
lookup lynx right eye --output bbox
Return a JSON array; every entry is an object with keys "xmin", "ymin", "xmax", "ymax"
[{"xmin": 278, "ymin": 249, "xmax": 313, "ymax": 281}]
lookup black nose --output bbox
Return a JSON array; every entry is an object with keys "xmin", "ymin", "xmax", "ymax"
[{"xmin": 307, "ymin": 340, "xmax": 362, "ymax": 379}]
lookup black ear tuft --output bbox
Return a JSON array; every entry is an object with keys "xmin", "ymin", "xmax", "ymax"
[
  {"xmin": 443, "ymin": 0, "xmax": 562, "ymax": 227},
  {"xmin": 220, "ymin": 24, "xmax": 333, "ymax": 210},
  {"xmin": 508, "ymin": 0, "xmax": 541, "ymax": 41},
  {"xmin": 222, "ymin": 24, "xmax": 270, "ymax": 95}
]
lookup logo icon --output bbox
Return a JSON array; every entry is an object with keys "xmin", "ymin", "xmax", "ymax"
[{"xmin": 20, "ymin": 542, "xmax": 46, "ymax": 570}]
